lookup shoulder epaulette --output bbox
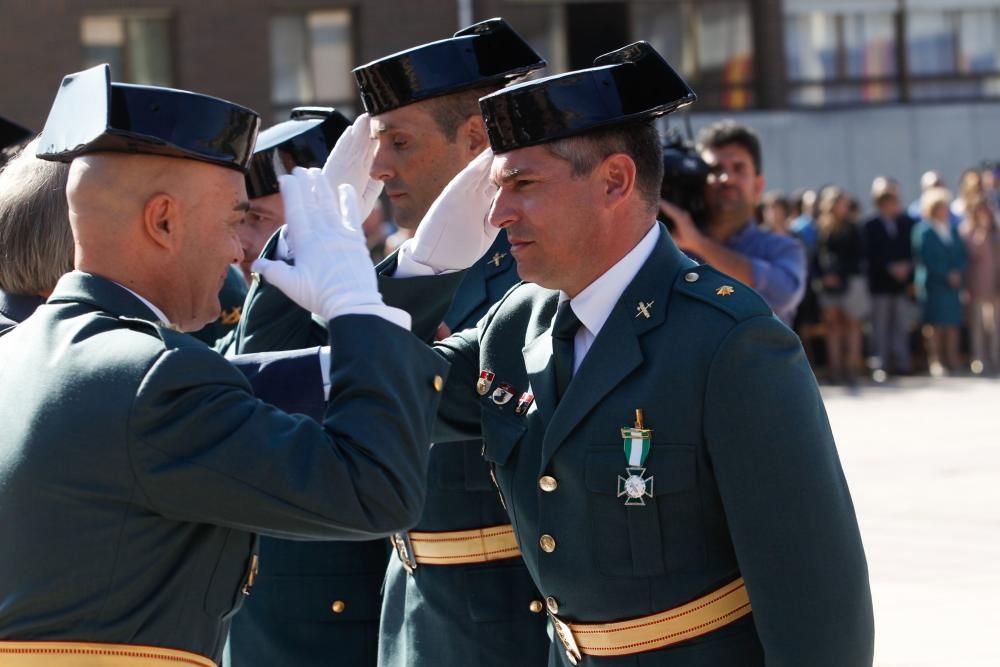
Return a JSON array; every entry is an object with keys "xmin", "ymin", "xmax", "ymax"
[{"xmin": 673, "ymin": 264, "xmax": 772, "ymax": 321}]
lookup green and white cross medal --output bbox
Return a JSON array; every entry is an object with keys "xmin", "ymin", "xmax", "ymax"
[{"xmin": 617, "ymin": 409, "xmax": 654, "ymax": 506}]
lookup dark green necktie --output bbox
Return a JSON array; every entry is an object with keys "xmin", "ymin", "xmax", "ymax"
[{"xmin": 551, "ymin": 300, "xmax": 581, "ymax": 402}]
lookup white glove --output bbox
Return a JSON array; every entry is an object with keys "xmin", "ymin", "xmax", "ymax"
[
  {"xmin": 397, "ymin": 148, "xmax": 500, "ymax": 274},
  {"xmin": 252, "ymin": 168, "xmax": 409, "ymax": 329},
  {"xmin": 322, "ymin": 113, "xmax": 383, "ymax": 220}
]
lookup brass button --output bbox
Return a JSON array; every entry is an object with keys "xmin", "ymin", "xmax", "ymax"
[
  {"xmin": 433, "ymin": 375, "xmax": 444, "ymax": 392},
  {"xmin": 529, "ymin": 599, "xmax": 544, "ymax": 613},
  {"xmin": 538, "ymin": 475, "xmax": 558, "ymax": 492},
  {"xmin": 684, "ymin": 271, "xmax": 699, "ymax": 283},
  {"xmin": 331, "ymin": 600, "xmax": 346, "ymax": 614},
  {"xmin": 546, "ymin": 596, "xmax": 559, "ymax": 614},
  {"xmin": 539, "ymin": 534, "xmax": 556, "ymax": 553}
]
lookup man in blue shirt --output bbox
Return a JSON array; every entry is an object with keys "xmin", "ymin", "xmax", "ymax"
[{"xmin": 658, "ymin": 121, "xmax": 806, "ymax": 326}]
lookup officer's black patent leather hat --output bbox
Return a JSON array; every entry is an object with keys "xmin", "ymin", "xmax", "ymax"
[
  {"xmin": 36, "ymin": 64, "xmax": 260, "ymax": 172},
  {"xmin": 245, "ymin": 107, "xmax": 351, "ymax": 199},
  {"xmin": 0, "ymin": 116, "xmax": 32, "ymax": 151},
  {"xmin": 354, "ymin": 18, "xmax": 545, "ymax": 115},
  {"xmin": 480, "ymin": 42, "xmax": 696, "ymax": 154}
]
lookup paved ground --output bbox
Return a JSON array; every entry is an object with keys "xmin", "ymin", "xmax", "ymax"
[{"xmin": 821, "ymin": 375, "xmax": 1000, "ymax": 667}]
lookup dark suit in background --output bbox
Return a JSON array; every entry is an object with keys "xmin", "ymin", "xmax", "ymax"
[{"xmin": 863, "ymin": 212, "xmax": 915, "ymax": 373}]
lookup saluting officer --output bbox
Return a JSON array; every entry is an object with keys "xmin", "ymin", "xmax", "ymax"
[
  {"xmin": 225, "ymin": 108, "xmax": 396, "ymax": 666},
  {"xmin": 373, "ymin": 42, "xmax": 875, "ymax": 665},
  {"xmin": 0, "ymin": 65, "xmax": 446, "ymax": 667},
  {"xmin": 234, "ymin": 18, "xmax": 552, "ymax": 667}
]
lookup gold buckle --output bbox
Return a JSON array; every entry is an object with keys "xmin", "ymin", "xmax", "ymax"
[
  {"xmin": 548, "ymin": 612, "xmax": 582, "ymax": 665},
  {"xmin": 241, "ymin": 554, "xmax": 259, "ymax": 596},
  {"xmin": 391, "ymin": 533, "xmax": 417, "ymax": 574}
]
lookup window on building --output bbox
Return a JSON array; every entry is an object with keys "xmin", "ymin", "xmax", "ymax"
[
  {"xmin": 270, "ymin": 10, "xmax": 355, "ymax": 121},
  {"xmin": 81, "ymin": 13, "xmax": 173, "ymax": 86},
  {"xmin": 631, "ymin": 0, "xmax": 754, "ymax": 110},
  {"xmin": 905, "ymin": 1, "xmax": 1000, "ymax": 101},
  {"xmin": 784, "ymin": 0, "xmax": 899, "ymax": 107}
]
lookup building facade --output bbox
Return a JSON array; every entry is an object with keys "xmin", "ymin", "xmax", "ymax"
[{"xmin": 2, "ymin": 0, "xmax": 998, "ymax": 203}]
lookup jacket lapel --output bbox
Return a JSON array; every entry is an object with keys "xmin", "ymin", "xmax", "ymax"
[
  {"xmin": 540, "ymin": 226, "xmax": 694, "ymax": 466},
  {"xmin": 445, "ymin": 231, "xmax": 513, "ymax": 330}
]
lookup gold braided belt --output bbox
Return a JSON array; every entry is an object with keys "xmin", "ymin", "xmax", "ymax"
[
  {"xmin": 549, "ymin": 578, "xmax": 752, "ymax": 665},
  {"xmin": 392, "ymin": 523, "xmax": 521, "ymax": 571},
  {"xmin": 0, "ymin": 641, "xmax": 216, "ymax": 666}
]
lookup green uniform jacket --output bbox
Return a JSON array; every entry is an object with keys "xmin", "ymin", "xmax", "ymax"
[
  {"xmin": 0, "ymin": 271, "xmax": 447, "ymax": 664},
  {"xmin": 400, "ymin": 225, "xmax": 874, "ymax": 666},
  {"xmin": 227, "ymin": 231, "xmax": 549, "ymax": 667}
]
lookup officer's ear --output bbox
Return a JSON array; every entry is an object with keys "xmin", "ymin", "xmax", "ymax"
[
  {"xmin": 457, "ymin": 115, "xmax": 489, "ymax": 161},
  {"xmin": 599, "ymin": 153, "xmax": 637, "ymax": 211},
  {"xmin": 142, "ymin": 192, "xmax": 182, "ymax": 251}
]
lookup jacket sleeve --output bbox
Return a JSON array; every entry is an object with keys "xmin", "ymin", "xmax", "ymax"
[
  {"xmin": 703, "ymin": 315, "xmax": 874, "ymax": 666},
  {"xmin": 128, "ymin": 315, "xmax": 448, "ymax": 540}
]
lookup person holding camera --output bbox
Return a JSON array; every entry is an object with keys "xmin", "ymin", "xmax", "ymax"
[{"xmin": 658, "ymin": 121, "xmax": 806, "ymax": 326}]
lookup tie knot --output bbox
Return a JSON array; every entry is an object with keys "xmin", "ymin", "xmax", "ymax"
[{"xmin": 552, "ymin": 300, "xmax": 581, "ymax": 341}]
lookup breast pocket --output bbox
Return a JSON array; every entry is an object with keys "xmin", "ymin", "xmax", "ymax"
[{"xmin": 584, "ymin": 444, "xmax": 699, "ymax": 578}]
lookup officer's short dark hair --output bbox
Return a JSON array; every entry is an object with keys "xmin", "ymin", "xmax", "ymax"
[
  {"xmin": 424, "ymin": 85, "xmax": 499, "ymax": 141},
  {"xmin": 697, "ymin": 120, "xmax": 763, "ymax": 175},
  {"xmin": 545, "ymin": 120, "xmax": 663, "ymax": 213}
]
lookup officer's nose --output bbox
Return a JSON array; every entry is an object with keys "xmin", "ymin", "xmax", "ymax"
[
  {"xmin": 232, "ymin": 235, "xmax": 245, "ymax": 265},
  {"xmin": 488, "ymin": 189, "xmax": 516, "ymax": 229},
  {"xmin": 369, "ymin": 140, "xmax": 393, "ymax": 182}
]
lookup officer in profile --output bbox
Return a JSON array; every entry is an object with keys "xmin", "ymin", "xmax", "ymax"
[
  {"xmin": 237, "ymin": 107, "xmax": 351, "ymax": 284},
  {"xmin": 232, "ymin": 18, "xmax": 551, "ymax": 667},
  {"xmin": 0, "ymin": 65, "xmax": 446, "ymax": 667},
  {"xmin": 369, "ymin": 42, "xmax": 874, "ymax": 665}
]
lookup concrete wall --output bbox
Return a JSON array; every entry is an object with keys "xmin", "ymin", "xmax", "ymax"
[{"xmin": 685, "ymin": 101, "xmax": 1000, "ymax": 213}]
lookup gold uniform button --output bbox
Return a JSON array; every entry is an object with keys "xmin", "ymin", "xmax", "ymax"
[
  {"xmin": 529, "ymin": 599, "xmax": 544, "ymax": 613},
  {"xmin": 538, "ymin": 475, "xmax": 558, "ymax": 492},
  {"xmin": 433, "ymin": 375, "xmax": 444, "ymax": 392},
  {"xmin": 331, "ymin": 600, "xmax": 346, "ymax": 614},
  {"xmin": 546, "ymin": 596, "xmax": 560, "ymax": 614},
  {"xmin": 539, "ymin": 534, "xmax": 556, "ymax": 553},
  {"xmin": 684, "ymin": 271, "xmax": 699, "ymax": 283}
]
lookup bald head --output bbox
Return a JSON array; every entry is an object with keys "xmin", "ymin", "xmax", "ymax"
[{"xmin": 66, "ymin": 152, "xmax": 248, "ymax": 330}]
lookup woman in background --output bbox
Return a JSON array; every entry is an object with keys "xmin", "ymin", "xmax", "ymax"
[
  {"xmin": 913, "ymin": 187, "xmax": 967, "ymax": 376},
  {"xmin": 815, "ymin": 187, "xmax": 868, "ymax": 384},
  {"xmin": 959, "ymin": 198, "xmax": 1000, "ymax": 374}
]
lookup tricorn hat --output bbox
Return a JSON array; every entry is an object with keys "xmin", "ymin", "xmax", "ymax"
[
  {"xmin": 480, "ymin": 42, "xmax": 696, "ymax": 154},
  {"xmin": 0, "ymin": 115, "xmax": 32, "ymax": 151},
  {"xmin": 354, "ymin": 18, "xmax": 545, "ymax": 116},
  {"xmin": 36, "ymin": 64, "xmax": 259, "ymax": 172},
  {"xmin": 245, "ymin": 107, "xmax": 352, "ymax": 199}
]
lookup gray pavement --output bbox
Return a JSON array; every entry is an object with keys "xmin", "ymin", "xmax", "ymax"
[{"xmin": 821, "ymin": 376, "xmax": 1000, "ymax": 667}]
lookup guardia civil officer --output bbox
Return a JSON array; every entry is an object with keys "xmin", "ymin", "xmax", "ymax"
[
  {"xmin": 369, "ymin": 43, "xmax": 875, "ymax": 665},
  {"xmin": 231, "ymin": 18, "xmax": 551, "ymax": 667},
  {"xmin": 226, "ymin": 107, "xmax": 399, "ymax": 667},
  {"xmin": 0, "ymin": 65, "xmax": 446, "ymax": 667}
]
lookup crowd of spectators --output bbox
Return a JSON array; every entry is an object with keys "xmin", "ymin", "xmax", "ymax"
[{"xmin": 769, "ymin": 164, "xmax": 1000, "ymax": 384}]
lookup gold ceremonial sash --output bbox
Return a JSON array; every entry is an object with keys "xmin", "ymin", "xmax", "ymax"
[
  {"xmin": 0, "ymin": 641, "xmax": 216, "ymax": 666},
  {"xmin": 550, "ymin": 578, "xmax": 752, "ymax": 664},
  {"xmin": 407, "ymin": 523, "xmax": 521, "ymax": 565}
]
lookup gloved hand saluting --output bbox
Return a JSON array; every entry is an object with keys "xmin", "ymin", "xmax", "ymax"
[
  {"xmin": 252, "ymin": 168, "xmax": 410, "ymax": 329},
  {"xmin": 396, "ymin": 148, "xmax": 500, "ymax": 275},
  {"xmin": 322, "ymin": 113, "xmax": 383, "ymax": 220}
]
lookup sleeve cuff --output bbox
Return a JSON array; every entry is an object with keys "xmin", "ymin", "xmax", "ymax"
[{"xmin": 331, "ymin": 304, "xmax": 413, "ymax": 331}]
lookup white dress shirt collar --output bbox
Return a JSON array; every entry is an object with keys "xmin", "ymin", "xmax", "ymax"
[
  {"xmin": 113, "ymin": 281, "xmax": 171, "ymax": 326},
  {"xmin": 559, "ymin": 224, "xmax": 660, "ymax": 370}
]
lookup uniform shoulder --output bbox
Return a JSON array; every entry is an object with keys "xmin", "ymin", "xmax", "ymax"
[{"xmin": 672, "ymin": 264, "xmax": 772, "ymax": 322}]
